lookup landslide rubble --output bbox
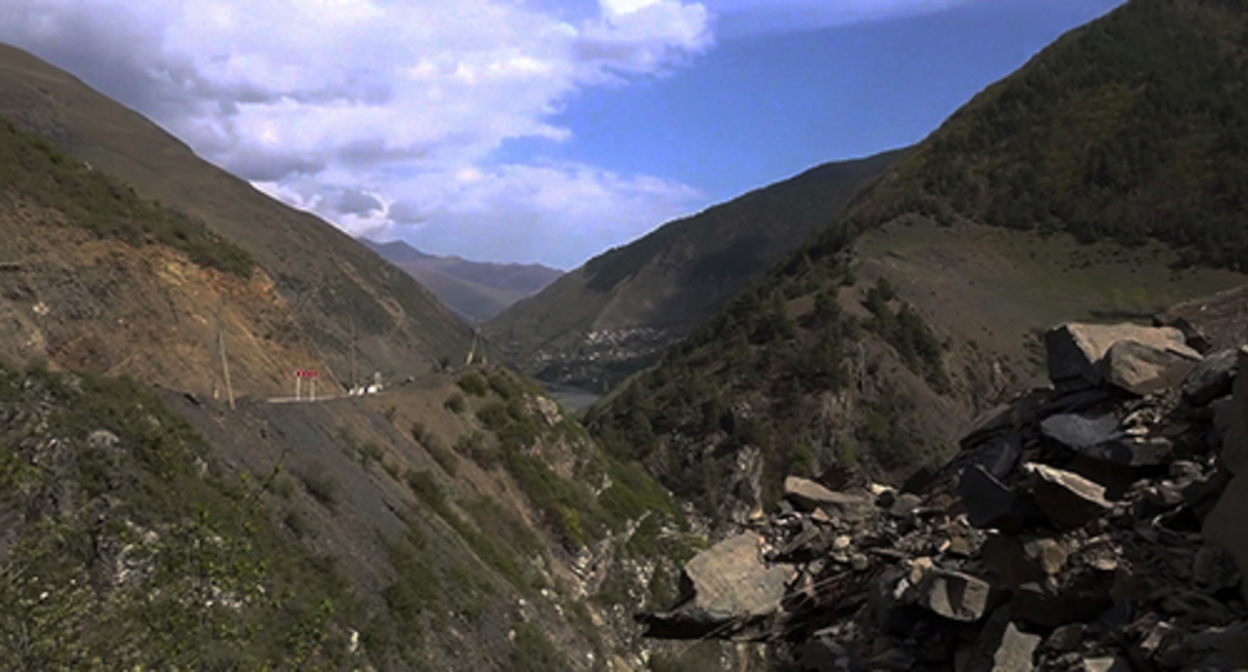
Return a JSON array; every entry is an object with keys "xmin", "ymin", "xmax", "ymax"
[{"xmin": 639, "ymin": 317, "xmax": 1248, "ymax": 671}]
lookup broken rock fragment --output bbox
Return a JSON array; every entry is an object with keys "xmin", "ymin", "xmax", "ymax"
[
  {"xmin": 916, "ymin": 567, "xmax": 992, "ymax": 622},
  {"xmin": 783, "ymin": 476, "xmax": 870, "ymax": 519},
  {"xmin": 1102, "ymin": 338, "xmax": 1201, "ymax": 396},
  {"xmin": 1183, "ymin": 348, "xmax": 1238, "ymax": 406},
  {"xmin": 1044, "ymin": 323, "xmax": 1194, "ymax": 390},
  {"xmin": 1023, "ymin": 463, "xmax": 1112, "ymax": 529},
  {"xmin": 960, "ymin": 464, "xmax": 1027, "ymax": 531}
]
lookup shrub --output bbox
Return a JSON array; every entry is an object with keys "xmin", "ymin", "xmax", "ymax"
[
  {"xmin": 457, "ymin": 373, "xmax": 488, "ymax": 397},
  {"xmin": 298, "ymin": 462, "xmax": 338, "ymax": 510},
  {"xmin": 443, "ymin": 394, "xmax": 465, "ymax": 414}
]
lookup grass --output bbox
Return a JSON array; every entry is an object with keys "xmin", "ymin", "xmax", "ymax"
[{"xmin": 0, "ymin": 118, "xmax": 254, "ymax": 276}]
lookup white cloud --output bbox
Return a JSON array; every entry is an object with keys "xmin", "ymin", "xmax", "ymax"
[
  {"xmin": 0, "ymin": 0, "xmax": 712, "ymax": 268},
  {"xmin": 703, "ymin": 0, "xmax": 978, "ymax": 36}
]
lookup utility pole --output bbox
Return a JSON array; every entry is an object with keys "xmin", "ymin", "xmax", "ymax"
[{"xmin": 219, "ymin": 330, "xmax": 235, "ymax": 410}]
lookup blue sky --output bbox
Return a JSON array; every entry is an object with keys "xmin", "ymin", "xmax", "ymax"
[{"xmin": 0, "ymin": 0, "xmax": 1125, "ymax": 269}]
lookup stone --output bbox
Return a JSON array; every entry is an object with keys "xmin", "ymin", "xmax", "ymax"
[
  {"xmin": 972, "ymin": 622, "xmax": 1041, "ymax": 672},
  {"xmin": 916, "ymin": 568, "xmax": 992, "ymax": 622},
  {"xmin": 1204, "ymin": 474, "xmax": 1248, "ymax": 603},
  {"xmin": 1044, "ymin": 323, "xmax": 1193, "ymax": 390},
  {"xmin": 637, "ymin": 533, "xmax": 795, "ymax": 638},
  {"xmin": 1102, "ymin": 338, "xmax": 1201, "ymax": 396},
  {"xmin": 982, "ymin": 534, "xmax": 1046, "ymax": 589},
  {"xmin": 1039, "ymin": 413, "xmax": 1171, "ymax": 467},
  {"xmin": 1183, "ymin": 348, "xmax": 1239, "ymax": 406},
  {"xmin": 1012, "ymin": 581, "xmax": 1113, "ymax": 629},
  {"xmin": 783, "ymin": 476, "xmax": 871, "ymax": 518},
  {"xmin": 1219, "ymin": 347, "xmax": 1248, "ymax": 476},
  {"xmin": 1024, "ymin": 463, "xmax": 1112, "ymax": 529},
  {"xmin": 889, "ymin": 493, "xmax": 923, "ymax": 519},
  {"xmin": 1023, "ymin": 538, "xmax": 1069, "ymax": 576},
  {"xmin": 1046, "ymin": 623, "xmax": 1085, "ymax": 653},
  {"xmin": 1193, "ymin": 546, "xmax": 1240, "ymax": 592},
  {"xmin": 866, "ymin": 648, "xmax": 916, "ymax": 671},
  {"xmin": 798, "ymin": 632, "xmax": 851, "ymax": 672},
  {"xmin": 87, "ymin": 429, "xmax": 120, "ymax": 450},
  {"xmin": 960, "ymin": 464, "xmax": 1027, "ymax": 532},
  {"xmin": 1040, "ymin": 413, "xmax": 1122, "ymax": 451},
  {"xmin": 1081, "ymin": 657, "xmax": 1131, "ymax": 672}
]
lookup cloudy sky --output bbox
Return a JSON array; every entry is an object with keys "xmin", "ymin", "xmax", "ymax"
[{"xmin": 1, "ymin": 0, "xmax": 1123, "ymax": 269}]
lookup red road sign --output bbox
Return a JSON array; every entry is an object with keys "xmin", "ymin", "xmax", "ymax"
[{"xmin": 295, "ymin": 369, "xmax": 319, "ymax": 379}]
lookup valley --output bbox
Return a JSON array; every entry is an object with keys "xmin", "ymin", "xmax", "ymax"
[{"xmin": 3, "ymin": 0, "xmax": 1248, "ymax": 670}]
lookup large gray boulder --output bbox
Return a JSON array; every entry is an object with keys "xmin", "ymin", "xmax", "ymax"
[
  {"xmin": 637, "ymin": 533, "xmax": 795, "ymax": 638},
  {"xmin": 1044, "ymin": 323, "xmax": 1198, "ymax": 392}
]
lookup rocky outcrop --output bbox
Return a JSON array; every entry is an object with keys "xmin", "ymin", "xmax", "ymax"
[{"xmin": 640, "ymin": 318, "xmax": 1248, "ymax": 671}]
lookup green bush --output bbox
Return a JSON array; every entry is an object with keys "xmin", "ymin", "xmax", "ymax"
[{"xmin": 457, "ymin": 373, "xmax": 488, "ymax": 397}]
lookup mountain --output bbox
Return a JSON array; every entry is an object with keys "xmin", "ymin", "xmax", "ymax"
[
  {"xmin": 0, "ymin": 43, "xmax": 473, "ymax": 393},
  {"xmin": 0, "ymin": 45, "xmax": 720, "ymax": 670},
  {"xmin": 362, "ymin": 239, "xmax": 562, "ymax": 323},
  {"xmin": 484, "ymin": 149, "xmax": 905, "ymax": 393},
  {"xmin": 586, "ymin": 0, "xmax": 1248, "ymax": 523}
]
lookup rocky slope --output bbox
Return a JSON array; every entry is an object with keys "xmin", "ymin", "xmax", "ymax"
[
  {"xmin": 363, "ymin": 238, "xmax": 562, "ymax": 323},
  {"xmin": 641, "ymin": 302, "xmax": 1248, "ymax": 670},
  {"xmin": 485, "ymin": 149, "xmax": 904, "ymax": 393},
  {"xmin": 0, "ymin": 42, "xmax": 473, "ymax": 387},
  {"xmin": 586, "ymin": 0, "xmax": 1248, "ymax": 525}
]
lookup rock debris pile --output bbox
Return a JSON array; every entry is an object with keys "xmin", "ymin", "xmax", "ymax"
[{"xmin": 640, "ymin": 316, "xmax": 1248, "ymax": 671}]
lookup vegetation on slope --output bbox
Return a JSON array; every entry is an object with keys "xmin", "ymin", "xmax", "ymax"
[
  {"xmin": 0, "ymin": 366, "xmax": 351, "ymax": 669},
  {"xmin": 849, "ymin": 0, "xmax": 1248, "ymax": 269},
  {"xmin": 0, "ymin": 117, "xmax": 253, "ymax": 276}
]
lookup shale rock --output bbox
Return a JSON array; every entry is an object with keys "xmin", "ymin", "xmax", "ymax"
[
  {"xmin": 1044, "ymin": 322, "xmax": 1193, "ymax": 390},
  {"xmin": 1183, "ymin": 348, "xmax": 1238, "ymax": 406},
  {"xmin": 1102, "ymin": 338, "xmax": 1201, "ymax": 396},
  {"xmin": 783, "ymin": 476, "xmax": 871, "ymax": 519},
  {"xmin": 1023, "ymin": 463, "xmax": 1112, "ymax": 529}
]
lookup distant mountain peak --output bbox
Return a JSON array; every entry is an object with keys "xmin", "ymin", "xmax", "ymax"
[{"xmin": 361, "ymin": 237, "xmax": 562, "ymax": 323}]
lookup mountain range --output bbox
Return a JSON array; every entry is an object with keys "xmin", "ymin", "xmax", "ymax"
[{"xmin": 362, "ymin": 238, "xmax": 561, "ymax": 323}]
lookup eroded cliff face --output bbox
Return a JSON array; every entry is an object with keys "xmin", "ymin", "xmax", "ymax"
[
  {"xmin": 639, "ymin": 296, "xmax": 1248, "ymax": 671},
  {"xmin": 0, "ymin": 194, "xmax": 328, "ymax": 398}
]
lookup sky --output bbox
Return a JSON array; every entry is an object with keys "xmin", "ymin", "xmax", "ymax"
[{"xmin": 0, "ymin": 0, "xmax": 1125, "ymax": 269}]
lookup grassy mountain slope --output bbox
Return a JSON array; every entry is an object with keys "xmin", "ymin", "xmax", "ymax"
[
  {"xmin": 0, "ymin": 117, "xmax": 325, "ymax": 396},
  {"xmin": 484, "ymin": 149, "xmax": 905, "ymax": 392},
  {"xmin": 363, "ymin": 239, "xmax": 562, "ymax": 323},
  {"xmin": 587, "ymin": 0, "xmax": 1248, "ymax": 521},
  {"xmin": 0, "ymin": 43, "xmax": 472, "ymax": 386}
]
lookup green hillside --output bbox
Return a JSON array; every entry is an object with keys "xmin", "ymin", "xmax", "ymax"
[
  {"xmin": 485, "ymin": 148, "xmax": 904, "ymax": 392},
  {"xmin": 587, "ymin": 0, "xmax": 1248, "ymax": 517},
  {"xmin": 845, "ymin": 0, "xmax": 1248, "ymax": 267}
]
